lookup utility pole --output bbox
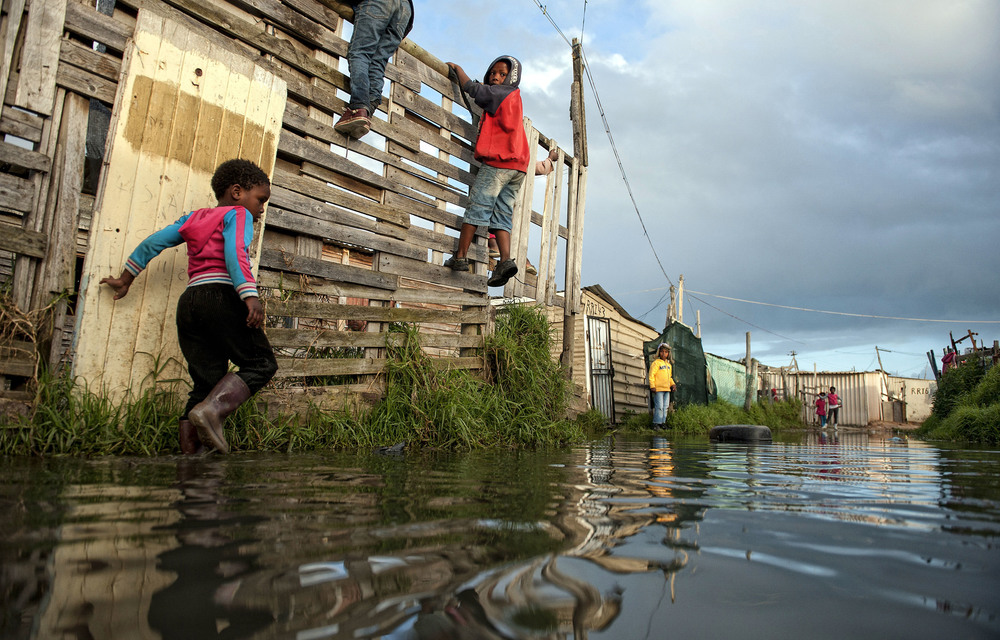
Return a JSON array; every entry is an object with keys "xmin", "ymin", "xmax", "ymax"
[
  {"xmin": 745, "ymin": 332, "xmax": 753, "ymax": 411},
  {"xmin": 677, "ymin": 274, "xmax": 684, "ymax": 325},
  {"xmin": 666, "ymin": 284, "xmax": 676, "ymax": 327}
]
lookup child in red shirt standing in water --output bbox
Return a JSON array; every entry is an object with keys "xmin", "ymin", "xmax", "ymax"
[
  {"xmin": 444, "ymin": 55, "xmax": 530, "ymax": 288},
  {"xmin": 101, "ymin": 159, "xmax": 278, "ymax": 455},
  {"xmin": 816, "ymin": 392, "xmax": 828, "ymax": 429}
]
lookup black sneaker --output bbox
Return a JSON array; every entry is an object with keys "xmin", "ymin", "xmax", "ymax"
[
  {"xmin": 487, "ymin": 259, "xmax": 518, "ymax": 287},
  {"xmin": 444, "ymin": 256, "xmax": 470, "ymax": 271}
]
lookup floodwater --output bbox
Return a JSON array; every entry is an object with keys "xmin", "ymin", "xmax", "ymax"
[{"xmin": 2, "ymin": 429, "xmax": 999, "ymax": 640}]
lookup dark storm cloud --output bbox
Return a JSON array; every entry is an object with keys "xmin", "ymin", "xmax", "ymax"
[{"xmin": 414, "ymin": 0, "xmax": 1000, "ymax": 374}]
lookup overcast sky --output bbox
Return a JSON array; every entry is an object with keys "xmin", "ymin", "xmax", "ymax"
[{"xmin": 409, "ymin": 0, "xmax": 999, "ymax": 378}]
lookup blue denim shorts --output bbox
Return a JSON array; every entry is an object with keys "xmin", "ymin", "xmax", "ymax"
[{"xmin": 463, "ymin": 164, "xmax": 526, "ymax": 232}]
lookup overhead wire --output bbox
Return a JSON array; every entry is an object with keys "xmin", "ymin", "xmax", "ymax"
[{"xmin": 528, "ymin": 2, "xmax": 937, "ymax": 344}]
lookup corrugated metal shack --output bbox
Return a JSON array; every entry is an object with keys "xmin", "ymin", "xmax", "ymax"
[
  {"xmin": 547, "ymin": 285, "xmax": 660, "ymax": 423},
  {"xmin": 0, "ymin": 0, "xmax": 588, "ymax": 413}
]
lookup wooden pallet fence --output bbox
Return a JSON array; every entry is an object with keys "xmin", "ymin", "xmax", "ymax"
[{"xmin": 0, "ymin": 0, "xmax": 587, "ymax": 412}]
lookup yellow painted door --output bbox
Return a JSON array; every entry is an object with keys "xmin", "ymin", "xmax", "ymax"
[{"xmin": 73, "ymin": 9, "xmax": 286, "ymax": 402}]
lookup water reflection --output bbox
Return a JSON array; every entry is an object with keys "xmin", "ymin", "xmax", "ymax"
[{"xmin": 2, "ymin": 430, "xmax": 999, "ymax": 639}]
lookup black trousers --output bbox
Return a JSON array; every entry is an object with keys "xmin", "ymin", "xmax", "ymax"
[{"xmin": 176, "ymin": 284, "xmax": 278, "ymax": 417}]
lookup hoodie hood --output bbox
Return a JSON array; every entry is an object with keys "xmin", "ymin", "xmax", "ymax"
[{"xmin": 483, "ymin": 55, "xmax": 522, "ymax": 88}]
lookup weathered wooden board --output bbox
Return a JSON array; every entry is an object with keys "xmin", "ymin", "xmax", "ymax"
[
  {"xmin": 260, "ymin": 248, "xmax": 398, "ymax": 290},
  {"xmin": 273, "ymin": 354, "xmax": 481, "ymax": 378},
  {"xmin": 0, "ymin": 105, "xmax": 44, "ymax": 144},
  {"xmin": 72, "ymin": 10, "xmax": 287, "ymax": 400},
  {"xmin": 13, "ymin": 0, "xmax": 67, "ymax": 115},
  {"xmin": 0, "ymin": 173, "xmax": 35, "ymax": 214},
  {"xmin": 0, "ymin": 225, "xmax": 46, "ymax": 258},
  {"xmin": 266, "ymin": 298, "xmax": 485, "ymax": 324},
  {"xmin": 258, "ymin": 269, "xmax": 486, "ymax": 307},
  {"xmin": 266, "ymin": 327, "xmax": 482, "ymax": 349},
  {"xmin": 0, "ymin": 139, "xmax": 51, "ymax": 173}
]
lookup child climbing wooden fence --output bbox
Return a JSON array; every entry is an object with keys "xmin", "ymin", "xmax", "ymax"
[{"xmin": 0, "ymin": 0, "xmax": 586, "ymax": 413}]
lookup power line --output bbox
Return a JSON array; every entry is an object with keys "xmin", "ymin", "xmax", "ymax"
[
  {"xmin": 686, "ymin": 289, "xmax": 1000, "ymax": 324},
  {"xmin": 528, "ymin": 2, "xmax": 831, "ymax": 341}
]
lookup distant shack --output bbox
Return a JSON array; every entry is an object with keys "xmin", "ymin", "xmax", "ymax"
[{"xmin": 0, "ymin": 0, "xmax": 588, "ymax": 414}]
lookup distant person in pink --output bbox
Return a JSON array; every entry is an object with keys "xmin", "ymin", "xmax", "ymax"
[{"xmin": 827, "ymin": 386, "xmax": 841, "ymax": 428}]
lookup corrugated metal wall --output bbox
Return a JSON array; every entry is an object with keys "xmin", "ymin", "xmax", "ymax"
[{"xmin": 760, "ymin": 370, "xmax": 882, "ymax": 427}]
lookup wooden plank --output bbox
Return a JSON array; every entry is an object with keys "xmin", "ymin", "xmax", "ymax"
[
  {"xmin": 54, "ymin": 61, "xmax": 117, "ymax": 105},
  {"xmin": 273, "ymin": 354, "xmax": 481, "ymax": 378},
  {"xmin": 62, "ymin": 0, "xmax": 132, "ymax": 53},
  {"xmin": 377, "ymin": 252, "xmax": 487, "ymax": 292},
  {"xmin": 301, "ymin": 159, "xmax": 381, "ymax": 202},
  {"xmin": 59, "ymin": 38, "xmax": 122, "ymax": 83},
  {"xmin": 0, "ymin": 172, "xmax": 35, "ymax": 213},
  {"xmin": 540, "ymin": 150, "xmax": 565, "ymax": 305},
  {"xmin": 268, "ymin": 180, "xmax": 377, "ymax": 232},
  {"xmin": 0, "ymin": 0, "xmax": 27, "ymax": 105},
  {"xmin": 509, "ymin": 122, "xmax": 538, "ymax": 298},
  {"xmin": 383, "ymin": 190, "xmax": 463, "ymax": 231},
  {"xmin": 387, "ymin": 138, "xmax": 473, "ymax": 185},
  {"xmin": 277, "ymin": 131, "xmax": 416, "ymax": 228},
  {"xmin": 258, "ymin": 269, "xmax": 487, "ymax": 307},
  {"xmin": 385, "ymin": 164, "xmax": 464, "ymax": 208},
  {"xmin": 260, "ymin": 247, "xmax": 399, "ymax": 290},
  {"xmin": 266, "ymin": 326, "xmax": 483, "ymax": 349},
  {"xmin": 264, "ymin": 207, "xmax": 425, "ymax": 261},
  {"xmin": 13, "ymin": 0, "xmax": 67, "ymax": 115},
  {"xmin": 0, "ymin": 139, "xmax": 50, "ymax": 172},
  {"xmin": 0, "ymin": 225, "xmax": 46, "ymax": 258},
  {"xmin": 391, "ymin": 83, "xmax": 477, "ymax": 142},
  {"xmin": 266, "ymin": 298, "xmax": 486, "ymax": 324},
  {"xmin": 0, "ymin": 105, "xmax": 44, "ymax": 144},
  {"xmin": 32, "ymin": 92, "xmax": 88, "ymax": 309},
  {"xmin": 277, "ymin": 129, "xmax": 401, "ymax": 201}
]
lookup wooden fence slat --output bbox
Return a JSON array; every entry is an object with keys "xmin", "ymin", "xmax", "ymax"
[
  {"xmin": 273, "ymin": 354, "xmax": 481, "ymax": 377},
  {"xmin": 13, "ymin": 0, "xmax": 67, "ymax": 115},
  {"xmin": 0, "ymin": 173, "xmax": 35, "ymax": 214},
  {"xmin": 265, "ymin": 207, "xmax": 426, "ymax": 261},
  {"xmin": 260, "ymin": 248, "xmax": 399, "ymax": 290},
  {"xmin": 0, "ymin": 140, "xmax": 50, "ymax": 172},
  {"xmin": 62, "ymin": 0, "xmax": 131, "ymax": 52},
  {"xmin": 54, "ymin": 58, "xmax": 117, "ymax": 105},
  {"xmin": 266, "ymin": 298, "xmax": 485, "ymax": 324},
  {"xmin": 377, "ymin": 253, "xmax": 486, "ymax": 292},
  {"xmin": 0, "ymin": 225, "xmax": 46, "ymax": 258},
  {"xmin": 257, "ymin": 269, "xmax": 487, "ymax": 307},
  {"xmin": 0, "ymin": 0, "xmax": 28, "ymax": 104},
  {"xmin": 0, "ymin": 105, "xmax": 44, "ymax": 144},
  {"xmin": 266, "ymin": 327, "xmax": 483, "ymax": 349}
]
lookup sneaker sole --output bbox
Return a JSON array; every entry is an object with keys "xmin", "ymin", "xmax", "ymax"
[{"xmin": 335, "ymin": 119, "xmax": 370, "ymax": 139}]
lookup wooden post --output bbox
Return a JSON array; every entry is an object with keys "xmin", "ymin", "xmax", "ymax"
[
  {"xmin": 666, "ymin": 284, "xmax": 676, "ymax": 326},
  {"xmin": 560, "ymin": 39, "xmax": 588, "ymax": 375},
  {"xmin": 744, "ymin": 332, "xmax": 752, "ymax": 411},
  {"xmin": 696, "ymin": 309, "xmax": 701, "ymax": 338},
  {"xmin": 34, "ymin": 92, "xmax": 90, "ymax": 369}
]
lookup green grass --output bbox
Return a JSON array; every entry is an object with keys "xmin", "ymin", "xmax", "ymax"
[
  {"xmin": 619, "ymin": 398, "xmax": 805, "ymax": 435},
  {"xmin": 918, "ymin": 362, "xmax": 1000, "ymax": 444},
  {"xmin": 1, "ymin": 303, "xmax": 587, "ymax": 455}
]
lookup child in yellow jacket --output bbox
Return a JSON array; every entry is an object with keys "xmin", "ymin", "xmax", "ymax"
[{"xmin": 649, "ymin": 343, "xmax": 676, "ymax": 429}]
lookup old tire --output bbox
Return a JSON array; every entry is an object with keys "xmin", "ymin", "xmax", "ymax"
[{"xmin": 709, "ymin": 424, "xmax": 772, "ymax": 443}]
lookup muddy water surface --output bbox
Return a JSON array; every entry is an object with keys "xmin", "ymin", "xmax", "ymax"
[{"xmin": 2, "ymin": 429, "xmax": 999, "ymax": 639}]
